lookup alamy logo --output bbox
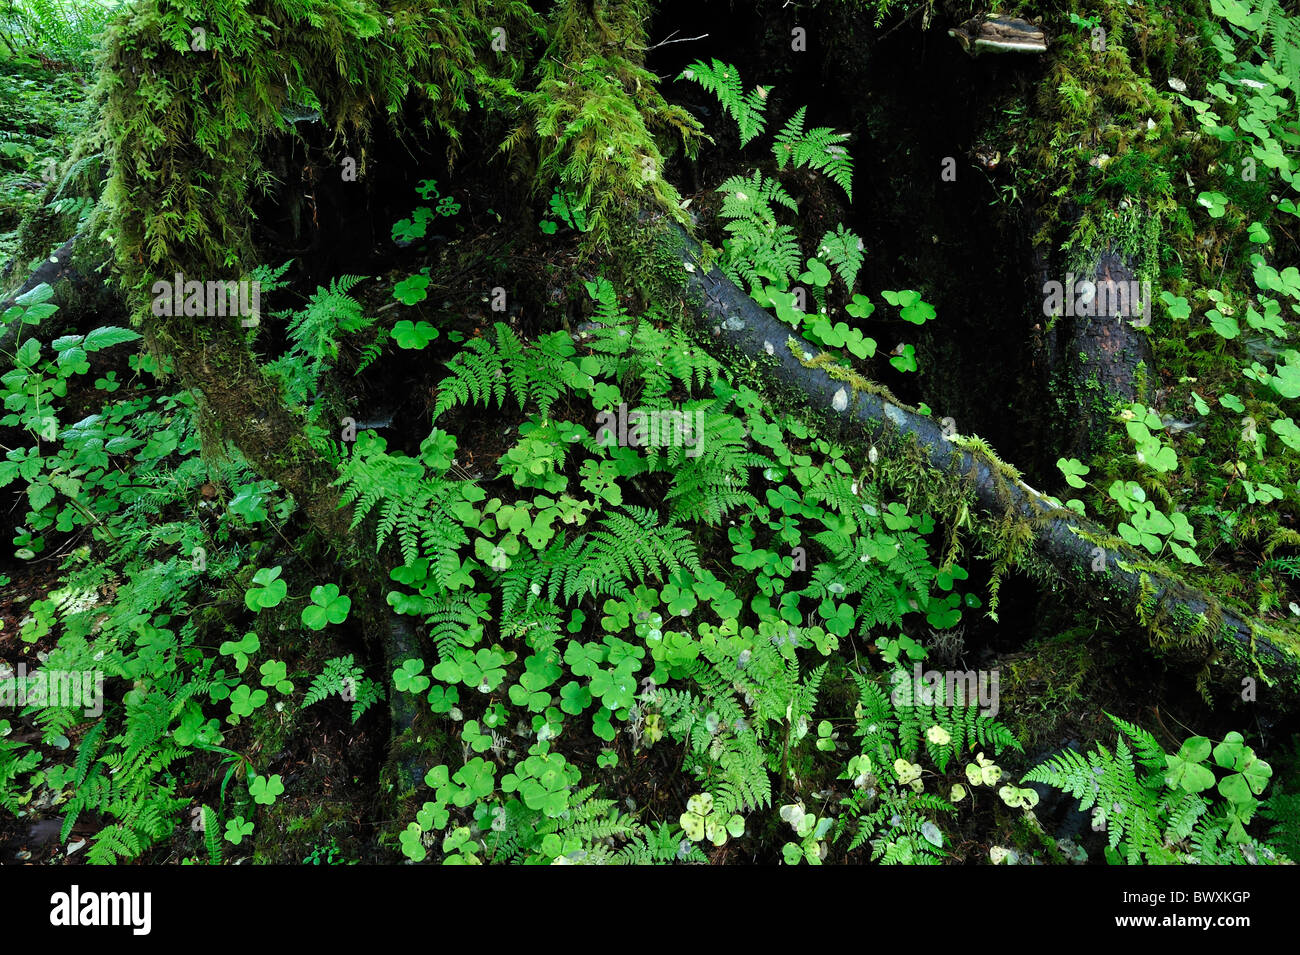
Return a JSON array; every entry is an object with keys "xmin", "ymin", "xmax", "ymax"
[
  {"xmin": 151, "ymin": 272, "xmax": 261, "ymax": 324},
  {"xmin": 1042, "ymin": 273, "xmax": 1151, "ymax": 327},
  {"xmin": 595, "ymin": 403, "xmax": 704, "ymax": 457},
  {"xmin": 890, "ymin": 663, "xmax": 1000, "ymax": 719},
  {"xmin": 0, "ymin": 664, "xmax": 102, "ymax": 717},
  {"xmin": 49, "ymin": 885, "xmax": 151, "ymax": 935}
]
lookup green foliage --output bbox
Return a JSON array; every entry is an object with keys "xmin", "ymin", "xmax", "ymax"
[
  {"xmin": 1025, "ymin": 715, "xmax": 1286, "ymax": 864},
  {"xmin": 679, "ymin": 58, "xmax": 769, "ymax": 146},
  {"xmin": 10, "ymin": 0, "xmax": 1300, "ymax": 870},
  {"xmin": 1262, "ymin": 785, "xmax": 1300, "ymax": 860},
  {"xmin": 433, "ymin": 322, "xmax": 598, "ymax": 419},
  {"xmin": 1, "ymin": 0, "xmax": 119, "ymax": 66},
  {"xmin": 302, "ymin": 655, "xmax": 382, "ymax": 725},
  {"xmin": 518, "ymin": 2, "xmax": 699, "ymax": 250},
  {"xmin": 834, "ymin": 667, "xmax": 1019, "ymax": 864},
  {"xmin": 265, "ymin": 270, "xmax": 366, "ymax": 414},
  {"xmin": 771, "ymin": 105, "xmax": 853, "ymax": 199},
  {"xmin": 715, "ymin": 171, "xmax": 803, "ymax": 291}
]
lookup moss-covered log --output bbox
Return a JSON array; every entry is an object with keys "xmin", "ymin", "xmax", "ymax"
[
  {"xmin": 0, "ymin": 230, "xmax": 123, "ymax": 370},
  {"xmin": 666, "ymin": 219, "xmax": 1299, "ymax": 691}
]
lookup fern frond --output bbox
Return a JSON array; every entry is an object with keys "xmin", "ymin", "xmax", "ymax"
[
  {"xmin": 679, "ymin": 59, "xmax": 768, "ymax": 145},
  {"xmin": 817, "ymin": 224, "xmax": 864, "ymax": 291}
]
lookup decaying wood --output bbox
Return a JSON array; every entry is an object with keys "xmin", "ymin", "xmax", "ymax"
[
  {"xmin": 1051, "ymin": 251, "xmax": 1155, "ymax": 460},
  {"xmin": 668, "ymin": 220, "xmax": 1297, "ymax": 689},
  {"xmin": 0, "ymin": 232, "xmax": 124, "ymax": 372}
]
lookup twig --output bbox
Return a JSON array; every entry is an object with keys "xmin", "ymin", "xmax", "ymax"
[
  {"xmin": 635, "ymin": 31, "xmax": 708, "ymax": 52},
  {"xmin": 876, "ymin": 3, "xmax": 928, "ymax": 45}
]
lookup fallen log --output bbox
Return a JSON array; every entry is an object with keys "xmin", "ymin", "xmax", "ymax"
[
  {"xmin": 666, "ymin": 220, "xmax": 1299, "ymax": 692},
  {"xmin": 0, "ymin": 231, "xmax": 123, "ymax": 369}
]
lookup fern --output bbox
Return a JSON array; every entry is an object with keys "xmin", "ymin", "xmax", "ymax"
[
  {"xmin": 531, "ymin": 507, "xmax": 701, "ymax": 603},
  {"xmin": 353, "ymin": 327, "xmax": 391, "ymax": 375},
  {"xmin": 716, "ymin": 172, "xmax": 803, "ymax": 291},
  {"xmin": 582, "ymin": 308, "xmax": 717, "ymax": 403},
  {"xmin": 657, "ymin": 398, "xmax": 771, "ymax": 525},
  {"xmin": 202, "ymin": 805, "xmax": 222, "ymax": 865},
  {"xmin": 434, "ymin": 323, "xmax": 584, "ymax": 418},
  {"xmin": 679, "ymin": 59, "xmax": 769, "ymax": 145},
  {"xmin": 303, "ymin": 655, "xmax": 382, "ymax": 724},
  {"xmin": 771, "ymin": 105, "xmax": 854, "ymax": 199},
  {"xmin": 334, "ymin": 431, "xmax": 471, "ymax": 565},
  {"xmin": 267, "ymin": 274, "xmax": 371, "ymax": 415},
  {"xmin": 422, "ymin": 591, "xmax": 492, "ymax": 661},
  {"xmin": 0, "ymin": 730, "xmax": 41, "ymax": 815},
  {"xmin": 1022, "ymin": 714, "xmax": 1284, "ymax": 864},
  {"xmin": 817, "ymin": 224, "xmax": 865, "ymax": 291},
  {"xmin": 1024, "ymin": 734, "xmax": 1164, "ymax": 863},
  {"xmin": 1262, "ymin": 786, "xmax": 1300, "ymax": 860},
  {"xmin": 85, "ymin": 824, "xmax": 142, "ymax": 865}
]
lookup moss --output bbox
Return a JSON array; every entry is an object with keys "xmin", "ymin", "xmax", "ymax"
[
  {"xmin": 606, "ymin": 213, "xmax": 693, "ymax": 315},
  {"xmin": 377, "ymin": 715, "xmax": 456, "ymax": 838},
  {"xmin": 786, "ymin": 340, "xmax": 912, "ymax": 412},
  {"xmin": 1004, "ymin": 629, "xmax": 1097, "ymax": 745},
  {"xmin": 1009, "ymin": 805, "xmax": 1071, "ymax": 865},
  {"xmin": 527, "ymin": 0, "xmax": 701, "ymax": 254}
]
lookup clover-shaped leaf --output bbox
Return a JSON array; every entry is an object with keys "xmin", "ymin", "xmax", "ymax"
[
  {"xmin": 228, "ymin": 484, "xmax": 269, "ymax": 524},
  {"xmin": 1197, "ymin": 190, "xmax": 1228, "ymax": 218},
  {"xmin": 799, "ymin": 257, "xmax": 833, "ymax": 288},
  {"xmin": 894, "ymin": 758, "xmax": 922, "ymax": 786},
  {"xmin": 820, "ymin": 599, "xmax": 855, "ymax": 637},
  {"xmin": 1208, "ymin": 308, "xmax": 1240, "ymax": 339},
  {"xmin": 965, "ymin": 753, "xmax": 1001, "ymax": 787},
  {"xmin": 426, "ymin": 684, "xmax": 459, "ymax": 714},
  {"xmin": 1218, "ymin": 755, "xmax": 1272, "ymax": 804},
  {"xmin": 998, "ymin": 785, "xmax": 1040, "ymax": 810},
  {"xmin": 224, "ymin": 816, "xmax": 255, "ymax": 846},
  {"xmin": 394, "ymin": 658, "xmax": 431, "ymax": 694},
  {"xmin": 399, "ymin": 822, "xmax": 427, "ymax": 862},
  {"xmin": 1212, "ymin": 731, "xmax": 1246, "ymax": 770},
  {"xmin": 1160, "ymin": 291, "xmax": 1191, "ymax": 320},
  {"xmin": 249, "ymin": 773, "xmax": 284, "ymax": 806},
  {"xmin": 926, "ymin": 724, "xmax": 951, "ymax": 746},
  {"xmin": 258, "ymin": 659, "xmax": 294, "ymax": 695},
  {"xmin": 559, "ymin": 680, "xmax": 592, "ymax": 715},
  {"xmin": 244, "ymin": 565, "xmax": 286, "ymax": 611},
  {"xmin": 393, "ymin": 275, "xmax": 430, "ymax": 305},
  {"xmin": 461, "ymin": 720, "xmax": 493, "ymax": 755},
  {"xmin": 416, "ymin": 800, "xmax": 450, "ymax": 832},
  {"xmin": 590, "ymin": 665, "xmax": 638, "ymax": 712},
  {"xmin": 680, "ymin": 792, "xmax": 728, "ymax": 846},
  {"xmin": 302, "ymin": 583, "xmax": 351, "ymax": 630},
  {"xmin": 889, "ymin": 343, "xmax": 918, "ymax": 372},
  {"xmin": 1056, "ymin": 457, "xmax": 1090, "ymax": 489},
  {"xmin": 219, "ymin": 631, "xmax": 260, "ymax": 672},
  {"xmin": 393, "ymin": 319, "xmax": 439, "ymax": 349},
  {"xmin": 1213, "ymin": 732, "xmax": 1271, "ymax": 803},
  {"xmin": 228, "ymin": 684, "xmax": 268, "ymax": 721},
  {"xmin": 846, "ymin": 293, "xmax": 875, "ymax": 320}
]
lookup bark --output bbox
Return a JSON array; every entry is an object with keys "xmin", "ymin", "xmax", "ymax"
[
  {"xmin": 1049, "ymin": 251, "xmax": 1154, "ymax": 459},
  {"xmin": 0, "ymin": 233, "xmax": 122, "ymax": 368},
  {"xmin": 667, "ymin": 219, "xmax": 1298, "ymax": 686}
]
